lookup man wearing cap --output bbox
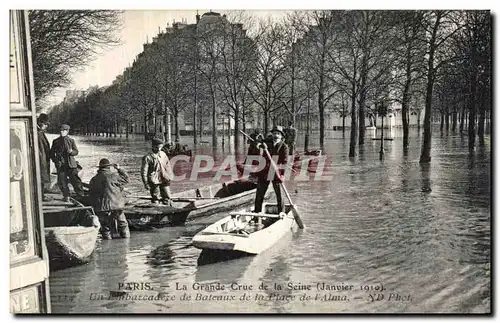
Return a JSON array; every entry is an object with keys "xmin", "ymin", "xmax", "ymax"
[
  {"xmin": 88, "ymin": 159, "xmax": 130, "ymax": 239},
  {"xmin": 254, "ymin": 126, "xmax": 289, "ymax": 213},
  {"xmin": 50, "ymin": 124, "xmax": 84, "ymax": 201},
  {"xmin": 37, "ymin": 113, "xmax": 52, "ymax": 201},
  {"xmin": 141, "ymin": 138, "xmax": 173, "ymax": 205}
]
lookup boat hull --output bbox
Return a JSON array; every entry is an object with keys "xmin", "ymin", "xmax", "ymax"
[
  {"xmin": 43, "ymin": 195, "xmax": 100, "ymax": 270},
  {"xmin": 77, "ymin": 180, "xmax": 271, "ymax": 230},
  {"xmin": 192, "ymin": 204, "xmax": 297, "ymax": 255},
  {"xmin": 44, "ymin": 226, "xmax": 99, "ymax": 270}
]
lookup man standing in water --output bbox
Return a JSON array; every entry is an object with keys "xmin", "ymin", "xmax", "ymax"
[
  {"xmin": 37, "ymin": 113, "xmax": 52, "ymax": 201},
  {"xmin": 89, "ymin": 159, "xmax": 130, "ymax": 239},
  {"xmin": 141, "ymin": 138, "xmax": 173, "ymax": 205},
  {"xmin": 254, "ymin": 126, "xmax": 289, "ymax": 213},
  {"xmin": 50, "ymin": 124, "xmax": 84, "ymax": 202}
]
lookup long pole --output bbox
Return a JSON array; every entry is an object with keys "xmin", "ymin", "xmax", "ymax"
[{"xmin": 262, "ymin": 148, "xmax": 305, "ymax": 229}]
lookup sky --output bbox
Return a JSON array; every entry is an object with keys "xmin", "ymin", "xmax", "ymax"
[{"xmin": 42, "ymin": 10, "xmax": 291, "ymax": 110}]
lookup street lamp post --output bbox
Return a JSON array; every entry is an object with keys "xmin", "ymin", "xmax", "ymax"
[{"xmin": 378, "ymin": 101, "xmax": 388, "ymax": 159}]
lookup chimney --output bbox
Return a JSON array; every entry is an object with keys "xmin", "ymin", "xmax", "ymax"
[{"xmin": 196, "ymin": 10, "xmax": 200, "ymax": 23}]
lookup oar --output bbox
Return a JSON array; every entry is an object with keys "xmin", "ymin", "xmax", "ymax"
[
  {"xmin": 130, "ymin": 195, "xmax": 219, "ymax": 201},
  {"xmin": 262, "ymin": 147, "xmax": 305, "ymax": 229}
]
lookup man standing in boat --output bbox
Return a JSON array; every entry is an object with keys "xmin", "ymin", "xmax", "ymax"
[
  {"xmin": 50, "ymin": 124, "xmax": 84, "ymax": 202},
  {"xmin": 37, "ymin": 113, "xmax": 52, "ymax": 201},
  {"xmin": 141, "ymin": 138, "xmax": 173, "ymax": 205},
  {"xmin": 88, "ymin": 159, "xmax": 130, "ymax": 240},
  {"xmin": 254, "ymin": 126, "xmax": 289, "ymax": 213}
]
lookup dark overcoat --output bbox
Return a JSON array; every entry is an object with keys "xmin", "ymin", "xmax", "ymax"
[
  {"xmin": 50, "ymin": 136, "xmax": 79, "ymax": 169},
  {"xmin": 37, "ymin": 127, "xmax": 51, "ymax": 184},
  {"xmin": 88, "ymin": 168, "xmax": 129, "ymax": 211}
]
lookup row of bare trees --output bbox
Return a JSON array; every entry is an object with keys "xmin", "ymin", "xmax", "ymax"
[{"xmin": 41, "ymin": 10, "xmax": 491, "ymax": 163}]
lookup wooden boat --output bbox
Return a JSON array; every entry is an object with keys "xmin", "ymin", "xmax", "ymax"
[
  {"xmin": 167, "ymin": 149, "xmax": 193, "ymax": 158},
  {"xmin": 192, "ymin": 203, "xmax": 297, "ymax": 255},
  {"xmin": 371, "ymin": 137, "xmax": 394, "ymax": 141},
  {"xmin": 293, "ymin": 149, "xmax": 322, "ymax": 173},
  {"xmin": 42, "ymin": 196, "xmax": 100, "ymax": 271},
  {"xmin": 76, "ymin": 179, "xmax": 271, "ymax": 230}
]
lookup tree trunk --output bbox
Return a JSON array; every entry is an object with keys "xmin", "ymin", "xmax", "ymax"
[
  {"xmin": 211, "ymin": 92, "xmax": 217, "ymax": 147},
  {"xmin": 402, "ymin": 90, "xmax": 410, "ymax": 149},
  {"xmin": 199, "ymin": 107, "xmax": 203, "ymax": 140},
  {"xmin": 193, "ymin": 102, "xmax": 198, "ymax": 145},
  {"xmin": 417, "ymin": 110, "xmax": 421, "ymax": 133},
  {"xmin": 358, "ymin": 55, "xmax": 368, "ymax": 146},
  {"xmin": 419, "ymin": 69, "xmax": 434, "ymax": 163},
  {"xmin": 305, "ymin": 94, "xmax": 310, "ymax": 151},
  {"xmin": 460, "ymin": 107, "xmax": 466, "ymax": 133},
  {"xmin": 440, "ymin": 112, "xmax": 444, "ymax": 133},
  {"xmin": 342, "ymin": 114, "xmax": 346, "ymax": 138},
  {"xmin": 349, "ymin": 79, "xmax": 357, "ymax": 158},
  {"xmin": 468, "ymin": 79, "xmax": 477, "ymax": 152},
  {"xmin": 143, "ymin": 110, "xmax": 149, "ymax": 141},
  {"xmin": 318, "ymin": 72, "xmax": 325, "ymax": 150},
  {"xmin": 419, "ymin": 29, "xmax": 437, "ymax": 163},
  {"xmin": 125, "ymin": 119, "xmax": 129, "ymax": 139},
  {"xmin": 174, "ymin": 107, "xmax": 180, "ymax": 142},
  {"xmin": 341, "ymin": 95, "xmax": 346, "ymax": 137},
  {"xmin": 478, "ymin": 92, "xmax": 486, "ymax": 146},
  {"xmin": 234, "ymin": 105, "xmax": 240, "ymax": 150},
  {"xmin": 163, "ymin": 113, "xmax": 169, "ymax": 143},
  {"xmin": 445, "ymin": 106, "xmax": 450, "ymax": 133},
  {"xmin": 452, "ymin": 110, "xmax": 457, "ymax": 132}
]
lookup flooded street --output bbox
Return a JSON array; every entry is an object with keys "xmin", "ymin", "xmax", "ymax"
[{"xmin": 48, "ymin": 129, "xmax": 491, "ymax": 313}]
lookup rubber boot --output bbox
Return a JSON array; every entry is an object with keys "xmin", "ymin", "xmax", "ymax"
[
  {"xmin": 101, "ymin": 230, "xmax": 112, "ymax": 240},
  {"xmin": 116, "ymin": 211, "xmax": 130, "ymax": 239},
  {"xmin": 119, "ymin": 226, "xmax": 130, "ymax": 239}
]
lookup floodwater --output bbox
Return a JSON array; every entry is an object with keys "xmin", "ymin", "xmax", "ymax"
[{"xmin": 48, "ymin": 129, "xmax": 491, "ymax": 313}]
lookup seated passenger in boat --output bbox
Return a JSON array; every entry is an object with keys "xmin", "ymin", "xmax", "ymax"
[{"xmin": 88, "ymin": 158, "xmax": 130, "ymax": 240}]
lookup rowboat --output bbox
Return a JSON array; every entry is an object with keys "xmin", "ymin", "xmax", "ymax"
[
  {"xmin": 76, "ymin": 179, "xmax": 271, "ymax": 230},
  {"xmin": 167, "ymin": 149, "xmax": 192, "ymax": 158},
  {"xmin": 293, "ymin": 149, "xmax": 322, "ymax": 173},
  {"xmin": 192, "ymin": 203, "xmax": 297, "ymax": 255},
  {"xmin": 43, "ymin": 196, "xmax": 100, "ymax": 271}
]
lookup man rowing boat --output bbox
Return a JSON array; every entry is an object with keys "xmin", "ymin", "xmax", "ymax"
[
  {"xmin": 141, "ymin": 138, "xmax": 173, "ymax": 205},
  {"xmin": 254, "ymin": 126, "xmax": 289, "ymax": 214}
]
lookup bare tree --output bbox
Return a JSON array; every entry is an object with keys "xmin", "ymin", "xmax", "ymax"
[
  {"xmin": 217, "ymin": 11, "xmax": 257, "ymax": 149},
  {"xmin": 197, "ymin": 16, "xmax": 227, "ymax": 147},
  {"xmin": 392, "ymin": 11, "xmax": 427, "ymax": 149},
  {"xmin": 28, "ymin": 10, "xmax": 122, "ymax": 107},
  {"xmin": 419, "ymin": 10, "xmax": 462, "ymax": 163},
  {"xmin": 245, "ymin": 18, "xmax": 289, "ymax": 133}
]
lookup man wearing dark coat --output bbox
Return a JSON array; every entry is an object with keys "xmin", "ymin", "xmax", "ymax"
[
  {"xmin": 50, "ymin": 124, "xmax": 84, "ymax": 201},
  {"xmin": 37, "ymin": 113, "xmax": 52, "ymax": 201},
  {"xmin": 254, "ymin": 126, "xmax": 289, "ymax": 213},
  {"xmin": 89, "ymin": 158, "xmax": 130, "ymax": 240}
]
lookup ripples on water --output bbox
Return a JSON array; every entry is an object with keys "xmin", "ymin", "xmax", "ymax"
[{"xmin": 48, "ymin": 130, "xmax": 490, "ymax": 313}]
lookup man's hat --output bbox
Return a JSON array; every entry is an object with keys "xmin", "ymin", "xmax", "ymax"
[
  {"xmin": 38, "ymin": 113, "xmax": 50, "ymax": 125},
  {"xmin": 270, "ymin": 126, "xmax": 285, "ymax": 137},
  {"xmin": 60, "ymin": 124, "xmax": 70, "ymax": 131},
  {"xmin": 98, "ymin": 158, "xmax": 112, "ymax": 168},
  {"xmin": 152, "ymin": 137, "xmax": 164, "ymax": 146}
]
